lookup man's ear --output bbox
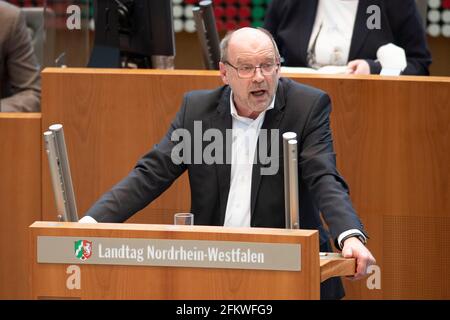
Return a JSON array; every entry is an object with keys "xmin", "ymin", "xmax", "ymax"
[{"xmin": 219, "ymin": 62, "xmax": 229, "ymax": 85}]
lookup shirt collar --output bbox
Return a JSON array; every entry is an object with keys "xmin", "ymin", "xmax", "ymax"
[{"xmin": 229, "ymin": 91, "xmax": 276, "ymax": 122}]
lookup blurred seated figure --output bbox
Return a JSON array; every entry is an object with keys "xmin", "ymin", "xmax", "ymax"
[
  {"xmin": 22, "ymin": 6, "xmax": 45, "ymax": 68},
  {"xmin": 0, "ymin": 1, "xmax": 41, "ymax": 112},
  {"xmin": 264, "ymin": 0, "xmax": 431, "ymax": 75}
]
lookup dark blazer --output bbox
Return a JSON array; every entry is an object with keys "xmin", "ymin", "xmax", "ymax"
[
  {"xmin": 86, "ymin": 78, "xmax": 367, "ymax": 299},
  {"xmin": 264, "ymin": 0, "xmax": 432, "ymax": 75}
]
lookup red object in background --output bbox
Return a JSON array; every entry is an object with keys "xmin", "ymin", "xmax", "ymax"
[
  {"xmin": 238, "ymin": 19, "xmax": 251, "ymax": 28},
  {"xmin": 214, "ymin": 6, "xmax": 225, "ymax": 18},
  {"xmin": 9, "ymin": 0, "xmax": 46, "ymax": 6},
  {"xmin": 184, "ymin": 0, "xmax": 198, "ymax": 4},
  {"xmin": 225, "ymin": 5, "xmax": 238, "ymax": 18},
  {"xmin": 225, "ymin": 19, "xmax": 238, "ymax": 30},
  {"xmin": 240, "ymin": 0, "xmax": 251, "ymax": 5},
  {"xmin": 443, "ymin": 0, "xmax": 450, "ymax": 9},
  {"xmin": 212, "ymin": 0, "xmax": 224, "ymax": 5},
  {"xmin": 216, "ymin": 19, "xmax": 225, "ymax": 32},
  {"xmin": 239, "ymin": 6, "xmax": 251, "ymax": 18},
  {"xmin": 224, "ymin": 0, "xmax": 237, "ymax": 5},
  {"xmin": 53, "ymin": 2, "xmax": 67, "ymax": 14}
]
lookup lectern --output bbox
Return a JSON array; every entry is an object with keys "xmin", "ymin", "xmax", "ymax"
[{"xmin": 30, "ymin": 222, "xmax": 355, "ymax": 300}]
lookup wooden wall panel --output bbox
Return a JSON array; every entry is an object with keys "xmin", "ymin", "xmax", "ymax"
[
  {"xmin": 295, "ymin": 75, "xmax": 450, "ymax": 299},
  {"xmin": 41, "ymin": 69, "xmax": 450, "ymax": 299},
  {"xmin": 41, "ymin": 69, "xmax": 221, "ymax": 225},
  {"xmin": 298, "ymin": 76, "xmax": 449, "ymax": 218},
  {"xmin": 0, "ymin": 113, "xmax": 41, "ymax": 299}
]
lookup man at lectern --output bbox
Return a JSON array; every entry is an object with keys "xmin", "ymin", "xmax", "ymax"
[{"xmin": 80, "ymin": 27, "xmax": 376, "ymax": 299}]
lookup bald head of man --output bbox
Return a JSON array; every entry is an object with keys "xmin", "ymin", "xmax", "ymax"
[{"xmin": 219, "ymin": 28, "xmax": 281, "ymax": 119}]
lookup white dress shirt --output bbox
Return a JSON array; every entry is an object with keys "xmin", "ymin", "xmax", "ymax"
[
  {"xmin": 223, "ymin": 93, "xmax": 275, "ymax": 227},
  {"xmin": 308, "ymin": 0, "xmax": 359, "ymax": 68}
]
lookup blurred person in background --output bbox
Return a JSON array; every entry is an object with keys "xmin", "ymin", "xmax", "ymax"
[
  {"xmin": 264, "ymin": 0, "xmax": 431, "ymax": 75},
  {"xmin": 0, "ymin": 0, "xmax": 40, "ymax": 112}
]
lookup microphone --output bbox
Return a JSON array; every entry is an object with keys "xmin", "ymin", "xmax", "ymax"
[{"xmin": 282, "ymin": 132, "xmax": 300, "ymax": 229}]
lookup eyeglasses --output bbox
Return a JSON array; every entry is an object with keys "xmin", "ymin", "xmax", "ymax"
[{"xmin": 224, "ymin": 61, "xmax": 280, "ymax": 78}]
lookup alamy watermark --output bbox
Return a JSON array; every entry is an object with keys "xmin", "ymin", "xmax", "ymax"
[
  {"xmin": 366, "ymin": 5, "xmax": 381, "ymax": 30},
  {"xmin": 170, "ymin": 121, "xmax": 280, "ymax": 176},
  {"xmin": 366, "ymin": 264, "xmax": 382, "ymax": 290},
  {"xmin": 65, "ymin": 4, "xmax": 381, "ymax": 31},
  {"xmin": 66, "ymin": 265, "xmax": 81, "ymax": 290},
  {"xmin": 66, "ymin": 5, "xmax": 81, "ymax": 30},
  {"xmin": 64, "ymin": 261, "xmax": 381, "ymax": 291}
]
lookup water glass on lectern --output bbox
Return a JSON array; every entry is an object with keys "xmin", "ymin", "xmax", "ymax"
[{"xmin": 174, "ymin": 213, "xmax": 194, "ymax": 225}]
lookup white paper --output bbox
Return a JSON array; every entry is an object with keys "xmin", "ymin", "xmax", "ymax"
[{"xmin": 377, "ymin": 43, "xmax": 407, "ymax": 76}]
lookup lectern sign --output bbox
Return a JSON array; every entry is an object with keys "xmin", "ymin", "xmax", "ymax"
[{"xmin": 37, "ymin": 236, "xmax": 301, "ymax": 271}]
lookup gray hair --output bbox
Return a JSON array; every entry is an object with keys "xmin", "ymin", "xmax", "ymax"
[{"xmin": 219, "ymin": 27, "xmax": 281, "ymax": 63}]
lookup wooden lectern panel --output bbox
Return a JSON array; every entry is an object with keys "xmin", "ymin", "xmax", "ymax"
[
  {"xmin": 0, "ymin": 114, "xmax": 41, "ymax": 299},
  {"xmin": 320, "ymin": 253, "xmax": 355, "ymax": 282},
  {"xmin": 30, "ymin": 222, "xmax": 321, "ymax": 300}
]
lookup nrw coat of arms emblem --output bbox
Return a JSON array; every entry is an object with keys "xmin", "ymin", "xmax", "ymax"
[{"xmin": 74, "ymin": 240, "xmax": 93, "ymax": 261}]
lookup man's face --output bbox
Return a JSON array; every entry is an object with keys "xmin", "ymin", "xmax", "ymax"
[{"xmin": 219, "ymin": 29, "xmax": 280, "ymax": 118}]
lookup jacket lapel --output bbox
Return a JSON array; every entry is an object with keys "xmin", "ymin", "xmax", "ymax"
[
  {"xmin": 349, "ymin": 0, "xmax": 371, "ymax": 61},
  {"xmin": 250, "ymin": 82, "xmax": 286, "ymax": 218},
  {"xmin": 210, "ymin": 87, "xmax": 232, "ymax": 225},
  {"xmin": 297, "ymin": 0, "xmax": 319, "ymax": 66}
]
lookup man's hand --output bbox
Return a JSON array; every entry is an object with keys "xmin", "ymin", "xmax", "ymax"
[
  {"xmin": 346, "ymin": 60, "xmax": 371, "ymax": 75},
  {"xmin": 342, "ymin": 236, "xmax": 376, "ymax": 280}
]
